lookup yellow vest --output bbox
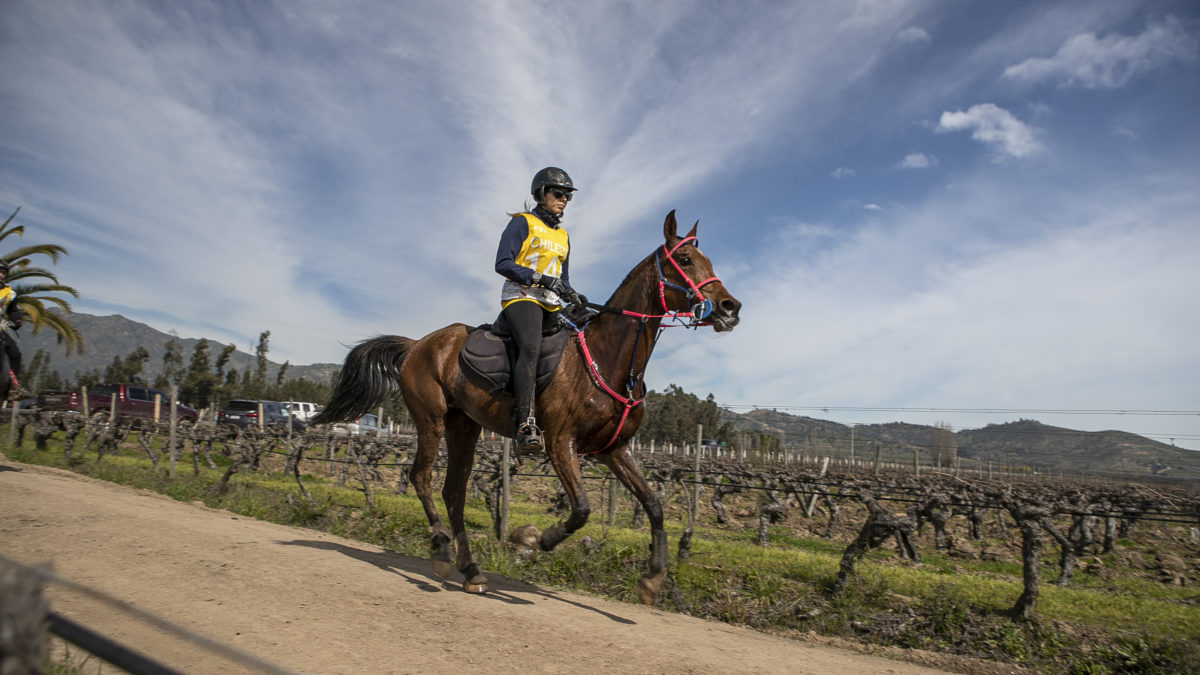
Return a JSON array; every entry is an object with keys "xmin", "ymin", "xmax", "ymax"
[
  {"xmin": 500, "ymin": 213, "xmax": 571, "ymax": 310},
  {"xmin": 0, "ymin": 286, "xmax": 14, "ymax": 314},
  {"xmin": 513, "ymin": 212, "xmax": 570, "ymax": 277}
]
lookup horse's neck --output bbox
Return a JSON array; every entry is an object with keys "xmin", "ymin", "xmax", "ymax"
[{"xmin": 582, "ymin": 257, "xmax": 663, "ymax": 396}]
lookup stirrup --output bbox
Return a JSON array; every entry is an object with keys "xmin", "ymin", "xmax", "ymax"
[{"xmin": 515, "ymin": 418, "xmax": 543, "ymax": 454}]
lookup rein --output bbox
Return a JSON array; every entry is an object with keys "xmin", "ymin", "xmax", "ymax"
[{"xmin": 563, "ymin": 235, "xmax": 722, "ymax": 453}]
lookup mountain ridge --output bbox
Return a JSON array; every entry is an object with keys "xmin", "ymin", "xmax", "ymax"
[
  {"xmin": 21, "ymin": 311, "xmax": 338, "ymax": 385},
  {"xmin": 721, "ymin": 409, "xmax": 1200, "ymax": 479},
  {"xmin": 20, "ymin": 312, "xmax": 1199, "ymax": 480}
]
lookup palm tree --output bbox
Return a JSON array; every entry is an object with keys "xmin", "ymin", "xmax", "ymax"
[{"xmin": 2, "ymin": 206, "xmax": 83, "ymax": 354}]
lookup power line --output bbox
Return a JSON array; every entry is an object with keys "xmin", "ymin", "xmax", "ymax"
[{"xmin": 722, "ymin": 404, "xmax": 1200, "ymax": 416}]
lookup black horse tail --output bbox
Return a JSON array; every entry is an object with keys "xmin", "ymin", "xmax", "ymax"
[{"xmin": 311, "ymin": 335, "xmax": 414, "ymax": 424}]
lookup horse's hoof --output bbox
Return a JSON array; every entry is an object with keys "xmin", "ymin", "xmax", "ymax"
[
  {"xmin": 463, "ymin": 574, "xmax": 488, "ymax": 594},
  {"xmin": 636, "ymin": 569, "xmax": 666, "ymax": 605},
  {"xmin": 509, "ymin": 524, "xmax": 541, "ymax": 551},
  {"xmin": 430, "ymin": 559, "xmax": 454, "ymax": 580},
  {"xmin": 431, "ymin": 528, "xmax": 454, "ymax": 579}
]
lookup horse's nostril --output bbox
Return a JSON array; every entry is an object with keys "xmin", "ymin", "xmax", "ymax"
[{"xmin": 720, "ymin": 298, "xmax": 741, "ymax": 315}]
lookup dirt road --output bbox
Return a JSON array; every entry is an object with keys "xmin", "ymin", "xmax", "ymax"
[{"xmin": 1, "ymin": 460, "xmax": 955, "ymax": 674}]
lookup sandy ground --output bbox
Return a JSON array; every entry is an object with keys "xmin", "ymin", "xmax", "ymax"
[{"xmin": 1, "ymin": 460, "xmax": 962, "ymax": 674}]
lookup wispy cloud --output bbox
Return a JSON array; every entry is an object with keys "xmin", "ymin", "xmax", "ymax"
[
  {"xmin": 894, "ymin": 26, "xmax": 931, "ymax": 46},
  {"xmin": 936, "ymin": 103, "xmax": 1041, "ymax": 161},
  {"xmin": 2, "ymin": 1, "xmax": 1198, "ymax": 446},
  {"xmin": 897, "ymin": 153, "xmax": 937, "ymax": 169},
  {"xmin": 663, "ymin": 171, "xmax": 1200, "ymax": 439},
  {"xmin": 1002, "ymin": 16, "xmax": 1199, "ymax": 89},
  {"xmin": 3, "ymin": 1, "xmax": 928, "ymax": 362}
]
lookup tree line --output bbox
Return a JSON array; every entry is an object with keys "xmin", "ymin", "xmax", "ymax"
[
  {"xmin": 22, "ymin": 338, "xmax": 771, "ymax": 447},
  {"xmin": 20, "ymin": 330, "xmax": 353, "ymax": 417},
  {"xmin": 634, "ymin": 383, "xmax": 782, "ymax": 450}
]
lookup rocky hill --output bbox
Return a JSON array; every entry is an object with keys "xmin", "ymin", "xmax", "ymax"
[
  {"xmin": 721, "ymin": 409, "xmax": 1200, "ymax": 480},
  {"xmin": 20, "ymin": 311, "xmax": 338, "ymax": 385},
  {"xmin": 19, "ymin": 312, "xmax": 1200, "ymax": 480}
]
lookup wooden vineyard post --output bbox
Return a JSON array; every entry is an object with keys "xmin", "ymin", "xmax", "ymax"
[
  {"xmin": 607, "ymin": 474, "xmax": 617, "ymax": 527},
  {"xmin": 7, "ymin": 402, "xmax": 16, "ymax": 448},
  {"xmin": 168, "ymin": 385, "xmax": 179, "ymax": 479},
  {"xmin": 873, "ymin": 443, "xmax": 882, "ymax": 477},
  {"xmin": 693, "ymin": 424, "xmax": 703, "ymax": 527},
  {"xmin": 153, "ymin": 393, "xmax": 161, "ymax": 422},
  {"xmin": 500, "ymin": 437, "xmax": 510, "ymax": 540},
  {"xmin": 81, "ymin": 384, "xmax": 90, "ymax": 437}
]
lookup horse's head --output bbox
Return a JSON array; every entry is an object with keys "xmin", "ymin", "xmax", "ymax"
[{"xmin": 660, "ymin": 210, "xmax": 741, "ymax": 332}]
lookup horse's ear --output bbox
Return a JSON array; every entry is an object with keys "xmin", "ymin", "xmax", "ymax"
[
  {"xmin": 687, "ymin": 220, "xmax": 698, "ymax": 239},
  {"xmin": 663, "ymin": 210, "xmax": 678, "ymax": 242}
]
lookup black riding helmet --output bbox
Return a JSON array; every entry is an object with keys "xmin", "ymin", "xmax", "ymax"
[{"xmin": 531, "ymin": 167, "xmax": 576, "ymax": 202}]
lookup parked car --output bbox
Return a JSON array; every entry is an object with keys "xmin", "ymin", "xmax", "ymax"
[
  {"xmin": 217, "ymin": 400, "xmax": 305, "ymax": 431},
  {"xmin": 286, "ymin": 401, "xmax": 323, "ymax": 422},
  {"xmin": 332, "ymin": 412, "xmax": 389, "ymax": 436},
  {"xmin": 37, "ymin": 384, "xmax": 199, "ymax": 421},
  {"xmin": 2, "ymin": 397, "xmax": 38, "ymax": 411}
]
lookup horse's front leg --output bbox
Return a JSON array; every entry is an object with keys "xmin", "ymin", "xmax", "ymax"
[
  {"xmin": 529, "ymin": 435, "xmax": 591, "ymax": 552},
  {"xmin": 599, "ymin": 445, "xmax": 667, "ymax": 605}
]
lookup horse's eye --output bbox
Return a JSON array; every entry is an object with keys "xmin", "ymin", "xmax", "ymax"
[{"xmin": 679, "ymin": 255, "xmax": 691, "ymax": 266}]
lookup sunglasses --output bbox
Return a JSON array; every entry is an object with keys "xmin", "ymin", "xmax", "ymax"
[{"xmin": 547, "ymin": 188, "xmax": 573, "ymax": 202}]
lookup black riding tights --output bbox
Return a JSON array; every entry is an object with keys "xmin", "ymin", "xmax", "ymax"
[
  {"xmin": 1, "ymin": 333, "xmax": 20, "ymax": 381},
  {"xmin": 502, "ymin": 301, "xmax": 557, "ymax": 422}
]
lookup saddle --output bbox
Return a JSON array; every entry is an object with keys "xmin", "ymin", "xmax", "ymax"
[{"xmin": 458, "ymin": 314, "xmax": 572, "ymax": 395}]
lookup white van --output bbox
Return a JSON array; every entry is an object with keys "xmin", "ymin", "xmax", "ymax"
[{"xmin": 287, "ymin": 401, "xmax": 322, "ymax": 422}]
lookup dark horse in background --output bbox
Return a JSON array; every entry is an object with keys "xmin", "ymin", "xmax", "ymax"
[{"xmin": 313, "ymin": 211, "xmax": 740, "ymax": 604}]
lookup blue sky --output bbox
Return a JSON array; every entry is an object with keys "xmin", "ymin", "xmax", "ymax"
[{"xmin": 2, "ymin": 1, "xmax": 1198, "ymax": 448}]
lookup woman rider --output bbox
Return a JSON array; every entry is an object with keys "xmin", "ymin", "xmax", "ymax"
[{"xmin": 494, "ymin": 167, "xmax": 587, "ymax": 452}]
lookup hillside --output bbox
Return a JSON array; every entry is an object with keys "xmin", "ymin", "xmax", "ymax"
[
  {"xmin": 17, "ymin": 312, "xmax": 1200, "ymax": 480},
  {"xmin": 20, "ymin": 311, "xmax": 338, "ymax": 386},
  {"xmin": 956, "ymin": 420, "xmax": 1200, "ymax": 477},
  {"xmin": 721, "ymin": 409, "xmax": 1200, "ymax": 480}
]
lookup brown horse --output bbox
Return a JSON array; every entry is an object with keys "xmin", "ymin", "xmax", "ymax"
[{"xmin": 313, "ymin": 210, "xmax": 740, "ymax": 604}]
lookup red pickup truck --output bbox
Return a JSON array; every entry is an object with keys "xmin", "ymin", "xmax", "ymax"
[{"xmin": 37, "ymin": 383, "xmax": 199, "ymax": 421}]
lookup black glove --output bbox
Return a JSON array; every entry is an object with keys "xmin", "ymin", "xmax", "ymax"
[
  {"xmin": 536, "ymin": 274, "xmax": 568, "ymax": 296},
  {"xmin": 566, "ymin": 290, "xmax": 588, "ymax": 308}
]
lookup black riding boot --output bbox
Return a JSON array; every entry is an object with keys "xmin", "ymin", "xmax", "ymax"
[
  {"xmin": 504, "ymin": 301, "xmax": 547, "ymax": 454},
  {"xmin": 514, "ymin": 403, "xmax": 543, "ymax": 454}
]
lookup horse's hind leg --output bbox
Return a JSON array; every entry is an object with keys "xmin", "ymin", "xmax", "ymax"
[
  {"xmin": 409, "ymin": 415, "xmax": 454, "ymax": 579},
  {"xmin": 599, "ymin": 445, "xmax": 667, "ymax": 605},
  {"xmin": 442, "ymin": 409, "xmax": 487, "ymax": 593}
]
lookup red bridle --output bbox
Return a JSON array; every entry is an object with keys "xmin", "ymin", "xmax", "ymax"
[{"xmin": 572, "ymin": 236, "xmax": 723, "ymax": 452}]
